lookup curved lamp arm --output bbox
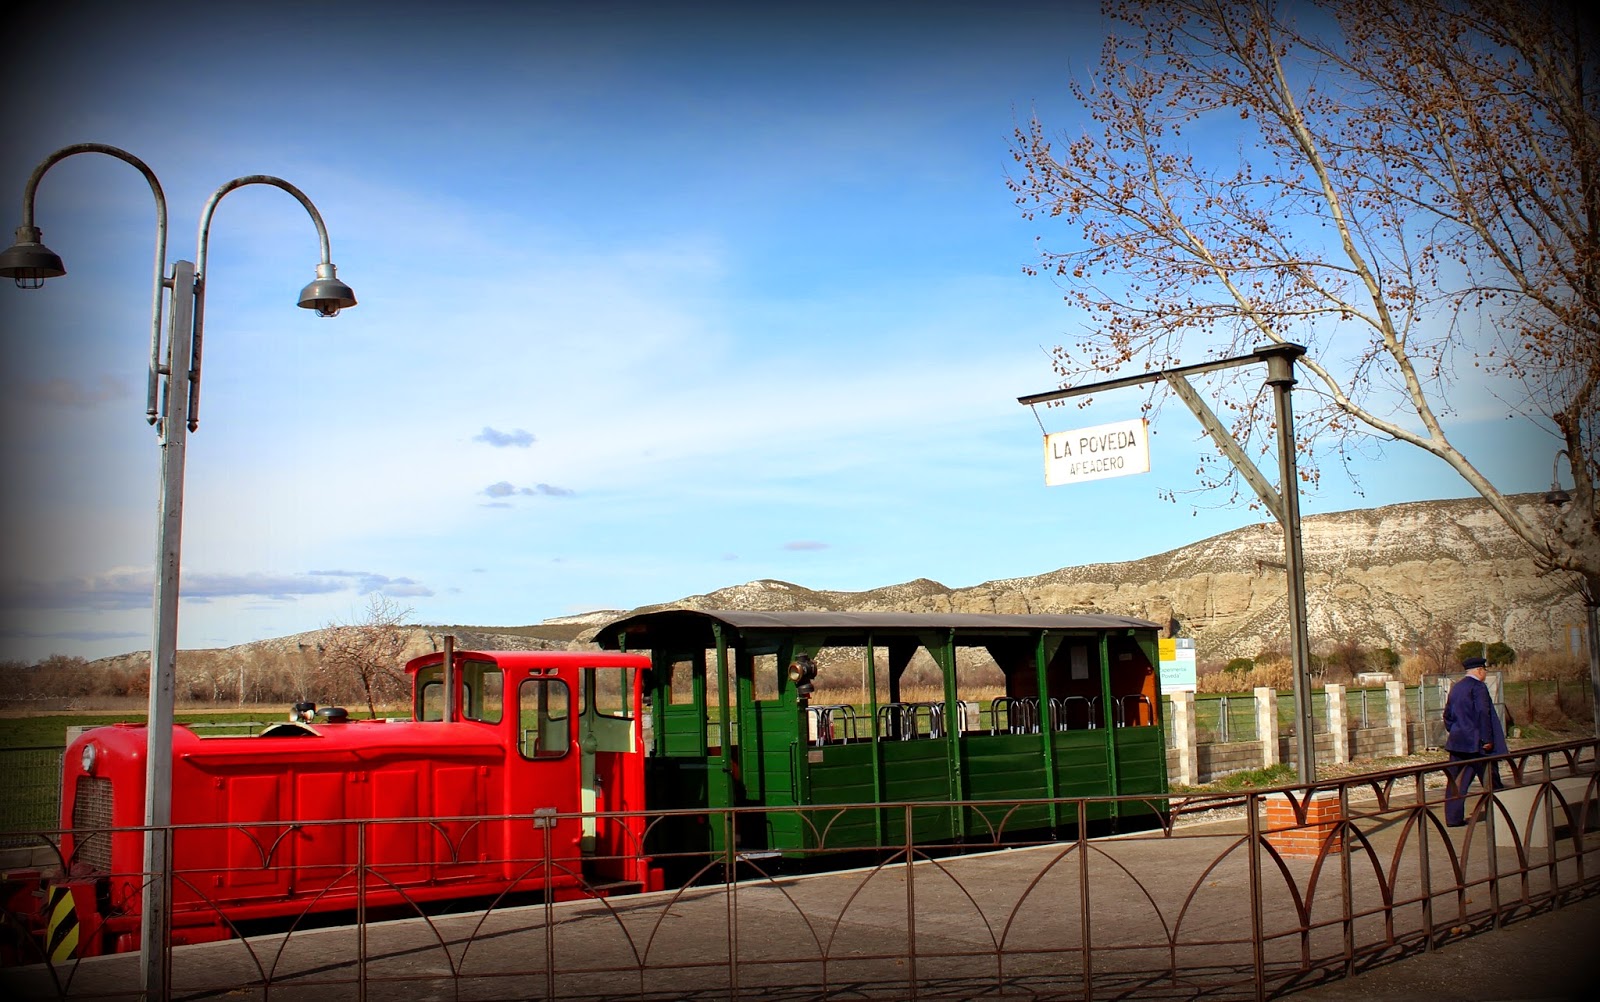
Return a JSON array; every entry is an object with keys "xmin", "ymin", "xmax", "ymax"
[
  {"xmin": 188, "ymin": 175, "xmax": 355, "ymax": 430},
  {"xmin": 11, "ymin": 143, "xmax": 170, "ymax": 425}
]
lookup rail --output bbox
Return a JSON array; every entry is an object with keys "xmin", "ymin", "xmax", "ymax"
[
  {"xmin": 989, "ymin": 695, "xmax": 1040, "ymax": 734},
  {"xmin": 1058, "ymin": 694, "xmax": 1100, "ymax": 730},
  {"xmin": 805, "ymin": 703, "xmax": 859, "ymax": 744},
  {"xmin": 988, "ymin": 696, "xmax": 1103, "ymax": 733},
  {"xmin": 1113, "ymin": 693, "xmax": 1154, "ymax": 727},
  {"xmin": 876, "ymin": 700, "xmax": 950, "ymax": 739},
  {"xmin": 3, "ymin": 737, "xmax": 1594, "ymax": 1000}
]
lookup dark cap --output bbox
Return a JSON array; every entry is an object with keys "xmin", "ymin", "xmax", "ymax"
[{"xmin": 1462, "ymin": 656, "xmax": 1488, "ymax": 670}]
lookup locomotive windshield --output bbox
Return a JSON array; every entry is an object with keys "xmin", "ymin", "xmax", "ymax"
[{"xmin": 414, "ymin": 660, "xmax": 503, "ymax": 723}]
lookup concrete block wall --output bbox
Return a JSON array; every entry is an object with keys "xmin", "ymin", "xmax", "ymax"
[{"xmin": 1163, "ymin": 683, "xmax": 1413, "ymax": 785}]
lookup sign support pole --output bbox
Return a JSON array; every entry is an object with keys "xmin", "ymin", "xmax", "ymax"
[
  {"xmin": 1260, "ymin": 345, "xmax": 1317, "ymax": 782},
  {"xmin": 1019, "ymin": 342, "xmax": 1317, "ymax": 782}
]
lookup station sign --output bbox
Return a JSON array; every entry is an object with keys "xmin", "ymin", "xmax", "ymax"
[
  {"xmin": 1159, "ymin": 637, "xmax": 1197, "ymax": 693},
  {"xmin": 1044, "ymin": 418, "xmax": 1150, "ymax": 485}
]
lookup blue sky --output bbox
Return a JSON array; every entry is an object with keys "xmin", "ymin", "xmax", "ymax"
[{"xmin": 0, "ymin": 1, "xmax": 1553, "ymax": 663}]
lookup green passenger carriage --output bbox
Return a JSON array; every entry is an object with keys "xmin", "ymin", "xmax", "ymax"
[{"xmin": 594, "ymin": 610, "xmax": 1169, "ymax": 858}]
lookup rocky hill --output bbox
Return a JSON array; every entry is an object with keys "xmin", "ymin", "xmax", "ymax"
[{"xmin": 93, "ymin": 494, "xmax": 1585, "ymax": 681}]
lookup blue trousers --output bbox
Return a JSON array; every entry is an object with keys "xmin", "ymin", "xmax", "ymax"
[{"xmin": 1444, "ymin": 750, "xmax": 1502, "ymax": 825}]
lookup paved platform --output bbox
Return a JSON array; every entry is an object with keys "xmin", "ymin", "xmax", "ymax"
[{"xmin": 1282, "ymin": 892, "xmax": 1599, "ymax": 1001}]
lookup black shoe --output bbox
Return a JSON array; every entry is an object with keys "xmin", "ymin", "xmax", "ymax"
[{"xmin": 1447, "ymin": 821, "xmax": 1467, "ymax": 828}]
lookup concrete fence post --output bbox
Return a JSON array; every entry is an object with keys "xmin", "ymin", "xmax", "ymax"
[
  {"xmin": 1255, "ymin": 686, "xmax": 1279, "ymax": 769},
  {"xmin": 1326, "ymin": 684, "xmax": 1348, "ymax": 765},
  {"xmin": 1385, "ymin": 680, "xmax": 1408, "ymax": 756},
  {"xmin": 1170, "ymin": 691, "xmax": 1197, "ymax": 786}
]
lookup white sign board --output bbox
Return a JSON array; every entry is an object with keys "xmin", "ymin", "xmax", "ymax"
[
  {"xmin": 1044, "ymin": 419, "xmax": 1150, "ymax": 486},
  {"xmin": 1158, "ymin": 637, "xmax": 1197, "ymax": 693}
]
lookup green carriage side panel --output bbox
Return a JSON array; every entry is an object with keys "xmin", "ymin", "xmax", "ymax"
[
  {"xmin": 791, "ymin": 741, "xmax": 880, "ymax": 850},
  {"xmin": 877, "ymin": 739, "xmax": 957, "ymax": 845},
  {"xmin": 1051, "ymin": 729, "xmax": 1117, "ymax": 824},
  {"xmin": 794, "ymin": 739, "xmax": 958, "ymax": 850},
  {"xmin": 660, "ymin": 703, "xmax": 708, "ymax": 757},
  {"xmin": 749, "ymin": 702, "xmax": 798, "ymax": 804},
  {"xmin": 743, "ymin": 701, "xmax": 802, "ymax": 850},
  {"xmin": 961, "ymin": 733, "xmax": 1054, "ymax": 836},
  {"xmin": 1111, "ymin": 726, "xmax": 1170, "ymax": 826}
]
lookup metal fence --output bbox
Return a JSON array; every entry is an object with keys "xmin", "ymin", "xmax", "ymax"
[
  {"xmin": 0, "ymin": 747, "xmax": 61, "ymax": 847},
  {"xmin": 1193, "ymin": 694, "xmax": 1259, "ymax": 744},
  {"xmin": 1347, "ymin": 686, "xmax": 1388, "ymax": 729},
  {"xmin": 2, "ymin": 739, "xmax": 1595, "ymax": 1001}
]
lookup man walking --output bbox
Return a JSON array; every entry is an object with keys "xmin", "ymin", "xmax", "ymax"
[{"xmin": 1442, "ymin": 656, "xmax": 1508, "ymax": 827}]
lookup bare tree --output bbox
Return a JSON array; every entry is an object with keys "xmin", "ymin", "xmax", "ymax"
[
  {"xmin": 1009, "ymin": 0, "xmax": 1598, "ymax": 702},
  {"xmin": 1413, "ymin": 620, "xmax": 1461, "ymax": 680},
  {"xmin": 317, "ymin": 595, "xmax": 414, "ymax": 718}
]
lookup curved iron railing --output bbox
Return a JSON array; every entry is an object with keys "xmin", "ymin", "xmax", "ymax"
[{"xmin": 1, "ymin": 738, "xmax": 1594, "ymax": 1000}]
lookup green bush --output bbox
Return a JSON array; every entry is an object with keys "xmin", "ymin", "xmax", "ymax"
[{"xmin": 1212, "ymin": 763, "xmax": 1296, "ymax": 790}]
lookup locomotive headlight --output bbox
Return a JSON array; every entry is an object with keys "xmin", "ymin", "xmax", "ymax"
[{"xmin": 80, "ymin": 743, "xmax": 97, "ymax": 775}]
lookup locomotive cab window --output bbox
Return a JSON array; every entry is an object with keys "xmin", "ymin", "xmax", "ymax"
[
  {"xmin": 460, "ymin": 661, "xmax": 503, "ymax": 723},
  {"xmin": 582, "ymin": 667, "xmax": 635, "ymax": 720},
  {"xmin": 520, "ymin": 678, "xmax": 571, "ymax": 758},
  {"xmin": 413, "ymin": 660, "xmax": 503, "ymax": 723}
]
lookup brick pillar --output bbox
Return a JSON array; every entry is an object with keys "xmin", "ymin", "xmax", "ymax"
[
  {"xmin": 1263, "ymin": 791, "xmax": 1343, "ymax": 858},
  {"xmin": 1385, "ymin": 680, "xmax": 1408, "ymax": 756},
  {"xmin": 1255, "ymin": 686, "xmax": 1279, "ymax": 768},
  {"xmin": 1170, "ymin": 691, "xmax": 1197, "ymax": 786},
  {"xmin": 1326, "ymin": 683, "xmax": 1348, "ymax": 765}
]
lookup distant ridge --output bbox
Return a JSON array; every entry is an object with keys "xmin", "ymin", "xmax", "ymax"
[{"xmin": 91, "ymin": 494, "xmax": 1583, "ymax": 679}]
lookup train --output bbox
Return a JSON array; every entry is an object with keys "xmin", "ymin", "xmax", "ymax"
[{"xmin": 3, "ymin": 610, "xmax": 1168, "ymax": 962}]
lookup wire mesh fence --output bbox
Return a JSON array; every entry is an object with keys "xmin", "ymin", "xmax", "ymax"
[{"xmin": 0, "ymin": 746, "xmax": 62, "ymax": 847}]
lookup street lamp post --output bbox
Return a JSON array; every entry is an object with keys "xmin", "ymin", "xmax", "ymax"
[{"xmin": 1, "ymin": 143, "xmax": 356, "ymax": 999}]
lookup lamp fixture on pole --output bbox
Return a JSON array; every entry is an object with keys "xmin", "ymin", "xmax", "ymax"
[
  {"xmin": 1, "ymin": 143, "xmax": 357, "ymax": 999},
  {"xmin": 1546, "ymin": 449, "xmax": 1573, "ymax": 508}
]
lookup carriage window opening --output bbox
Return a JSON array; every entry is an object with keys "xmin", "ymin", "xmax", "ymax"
[
  {"xmin": 667, "ymin": 658, "xmax": 696, "ymax": 705},
  {"xmin": 1070, "ymin": 645, "xmax": 1090, "ymax": 680},
  {"xmin": 582, "ymin": 667, "xmax": 634, "ymax": 720},
  {"xmin": 954, "ymin": 647, "xmax": 1005, "ymax": 735},
  {"xmin": 753, "ymin": 654, "xmax": 779, "ymax": 701},
  {"xmin": 520, "ymin": 679, "xmax": 571, "ymax": 758},
  {"xmin": 705, "ymin": 649, "xmax": 728, "ymax": 750}
]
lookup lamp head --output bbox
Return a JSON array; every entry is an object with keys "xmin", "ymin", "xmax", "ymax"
[
  {"xmin": 0, "ymin": 225, "xmax": 66, "ymax": 289},
  {"xmin": 297, "ymin": 262, "xmax": 356, "ymax": 317},
  {"xmin": 1545, "ymin": 485, "xmax": 1572, "ymax": 508}
]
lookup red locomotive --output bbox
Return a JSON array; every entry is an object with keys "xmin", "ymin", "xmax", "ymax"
[{"xmin": 10, "ymin": 647, "xmax": 658, "ymax": 959}]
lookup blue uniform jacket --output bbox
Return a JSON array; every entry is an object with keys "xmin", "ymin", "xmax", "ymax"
[{"xmin": 1442, "ymin": 673, "xmax": 1508, "ymax": 755}]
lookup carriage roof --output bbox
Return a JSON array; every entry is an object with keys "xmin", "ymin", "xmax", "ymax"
[{"xmin": 595, "ymin": 609, "xmax": 1162, "ymax": 650}]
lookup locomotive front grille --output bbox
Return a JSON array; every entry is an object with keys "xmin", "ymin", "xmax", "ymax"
[{"xmin": 71, "ymin": 776, "xmax": 113, "ymax": 873}]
